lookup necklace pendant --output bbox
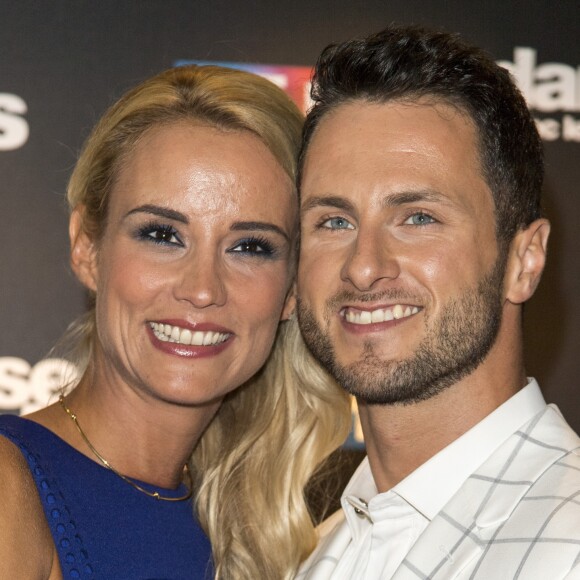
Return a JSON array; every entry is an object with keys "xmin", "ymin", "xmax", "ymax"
[{"xmin": 58, "ymin": 395, "xmax": 193, "ymax": 502}]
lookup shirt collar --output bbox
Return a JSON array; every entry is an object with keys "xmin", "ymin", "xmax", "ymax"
[{"xmin": 342, "ymin": 379, "xmax": 546, "ymax": 521}]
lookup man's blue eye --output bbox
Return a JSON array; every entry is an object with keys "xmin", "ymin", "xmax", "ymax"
[
  {"xmin": 405, "ymin": 213, "xmax": 435, "ymax": 226},
  {"xmin": 322, "ymin": 217, "xmax": 354, "ymax": 229}
]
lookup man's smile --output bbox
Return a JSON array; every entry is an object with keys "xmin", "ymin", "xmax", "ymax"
[{"xmin": 341, "ymin": 305, "xmax": 421, "ymax": 325}]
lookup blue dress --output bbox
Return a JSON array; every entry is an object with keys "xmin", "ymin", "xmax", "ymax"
[{"xmin": 0, "ymin": 414, "xmax": 213, "ymax": 579}]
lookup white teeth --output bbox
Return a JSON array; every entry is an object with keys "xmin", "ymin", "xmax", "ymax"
[
  {"xmin": 371, "ymin": 309, "xmax": 384, "ymax": 323},
  {"xmin": 180, "ymin": 329, "xmax": 192, "ymax": 344},
  {"xmin": 344, "ymin": 304, "xmax": 420, "ymax": 326},
  {"xmin": 149, "ymin": 322, "xmax": 229, "ymax": 347},
  {"xmin": 360, "ymin": 310, "xmax": 372, "ymax": 324}
]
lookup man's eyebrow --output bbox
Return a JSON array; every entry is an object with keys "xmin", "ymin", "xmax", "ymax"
[
  {"xmin": 124, "ymin": 204, "xmax": 189, "ymax": 223},
  {"xmin": 230, "ymin": 221, "xmax": 289, "ymax": 242},
  {"xmin": 301, "ymin": 191, "xmax": 447, "ymax": 214},
  {"xmin": 301, "ymin": 195, "xmax": 355, "ymax": 214},
  {"xmin": 382, "ymin": 190, "xmax": 446, "ymax": 207}
]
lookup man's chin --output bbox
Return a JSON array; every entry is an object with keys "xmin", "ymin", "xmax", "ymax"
[{"xmin": 327, "ymin": 358, "xmax": 397, "ymax": 396}]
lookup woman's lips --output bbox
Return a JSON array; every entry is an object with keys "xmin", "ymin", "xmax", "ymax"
[
  {"xmin": 146, "ymin": 320, "xmax": 234, "ymax": 358},
  {"xmin": 149, "ymin": 321, "xmax": 231, "ymax": 346}
]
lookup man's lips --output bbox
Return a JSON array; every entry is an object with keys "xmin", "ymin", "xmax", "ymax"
[
  {"xmin": 148, "ymin": 321, "xmax": 232, "ymax": 346},
  {"xmin": 340, "ymin": 304, "xmax": 421, "ymax": 325}
]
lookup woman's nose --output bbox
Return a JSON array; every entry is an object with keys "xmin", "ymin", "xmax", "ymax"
[{"xmin": 174, "ymin": 252, "xmax": 227, "ymax": 308}]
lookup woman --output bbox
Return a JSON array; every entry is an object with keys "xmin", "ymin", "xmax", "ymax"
[{"xmin": 0, "ymin": 65, "xmax": 350, "ymax": 579}]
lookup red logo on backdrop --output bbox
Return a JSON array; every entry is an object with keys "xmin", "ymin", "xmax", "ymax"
[{"xmin": 175, "ymin": 60, "xmax": 314, "ymax": 113}]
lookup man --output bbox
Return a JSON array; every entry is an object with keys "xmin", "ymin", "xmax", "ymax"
[{"xmin": 296, "ymin": 24, "xmax": 580, "ymax": 579}]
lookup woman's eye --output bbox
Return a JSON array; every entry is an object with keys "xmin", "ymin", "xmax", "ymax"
[
  {"xmin": 404, "ymin": 212, "xmax": 436, "ymax": 226},
  {"xmin": 138, "ymin": 223, "xmax": 181, "ymax": 245},
  {"xmin": 229, "ymin": 237, "xmax": 275, "ymax": 257},
  {"xmin": 320, "ymin": 217, "xmax": 355, "ymax": 230}
]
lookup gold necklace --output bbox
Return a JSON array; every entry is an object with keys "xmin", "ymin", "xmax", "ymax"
[{"xmin": 59, "ymin": 395, "xmax": 193, "ymax": 502}]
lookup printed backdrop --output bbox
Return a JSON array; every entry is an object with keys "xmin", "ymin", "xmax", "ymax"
[{"xmin": 1, "ymin": 2, "xmax": 579, "ymax": 445}]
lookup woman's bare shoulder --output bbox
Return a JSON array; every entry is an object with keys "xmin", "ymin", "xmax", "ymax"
[{"xmin": 0, "ymin": 435, "xmax": 62, "ymax": 579}]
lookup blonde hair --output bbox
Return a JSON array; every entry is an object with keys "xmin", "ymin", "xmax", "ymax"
[
  {"xmin": 197, "ymin": 319, "xmax": 350, "ymax": 579},
  {"xmin": 64, "ymin": 65, "xmax": 351, "ymax": 579}
]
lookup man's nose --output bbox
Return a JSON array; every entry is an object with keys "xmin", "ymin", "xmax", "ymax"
[{"xmin": 340, "ymin": 227, "xmax": 400, "ymax": 291}]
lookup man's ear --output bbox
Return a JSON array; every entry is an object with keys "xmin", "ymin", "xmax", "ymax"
[
  {"xmin": 504, "ymin": 218, "xmax": 550, "ymax": 305},
  {"xmin": 69, "ymin": 207, "xmax": 98, "ymax": 292},
  {"xmin": 280, "ymin": 282, "xmax": 297, "ymax": 321}
]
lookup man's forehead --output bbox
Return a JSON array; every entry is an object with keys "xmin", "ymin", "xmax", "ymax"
[
  {"xmin": 299, "ymin": 99, "xmax": 492, "ymax": 216},
  {"xmin": 311, "ymin": 95, "xmax": 474, "ymax": 135},
  {"xmin": 303, "ymin": 103, "xmax": 479, "ymax": 180}
]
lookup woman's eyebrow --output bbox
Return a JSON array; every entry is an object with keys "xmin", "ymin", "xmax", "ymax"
[
  {"xmin": 124, "ymin": 204, "xmax": 189, "ymax": 223},
  {"xmin": 231, "ymin": 221, "xmax": 289, "ymax": 241},
  {"xmin": 124, "ymin": 207, "xmax": 290, "ymax": 241}
]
